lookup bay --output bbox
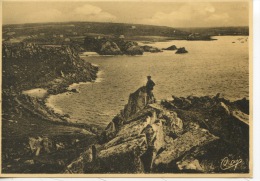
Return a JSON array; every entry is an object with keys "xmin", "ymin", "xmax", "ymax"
[{"xmin": 46, "ymin": 36, "xmax": 249, "ymax": 127}]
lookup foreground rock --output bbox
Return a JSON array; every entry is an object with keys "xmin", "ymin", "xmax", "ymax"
[
  {"xmin": 66, "ymin": 87, "xmax": 249, "ymax": 173},
  {"xmin": 152, "ymin": 128, "xmax": 218, "ymax": 172}
]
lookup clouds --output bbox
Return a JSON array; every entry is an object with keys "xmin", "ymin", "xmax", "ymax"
[
  {"xmin": 4, "ymin": 3, "xmax": 117, "ymax": 24},
  {"xmin": 138, "ymin": 3, "xmax": 233, "ymax": 27},
  {"xmin": 3, "ymin": 2, "xmax": 248, "ymax": 27},
  {"xmin": 72, "ymin": 4, "xmax": 116, "ymax": 22},
  {"xmin": 74, "ymin": 4, "xmax": 102, "ymax": 15}
]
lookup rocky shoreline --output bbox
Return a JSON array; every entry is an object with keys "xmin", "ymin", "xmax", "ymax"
[
  {"xmin": 2, "ymin": 43, "xmax": 101, "ymax": 173},
  {"xmin": 66, "ymin": 86, "xmax": 249, "ymax": 174},
  {"xmin": 2, "ymin": 43, "xmax": 100, "ymax": 129},
  {"xmin": 2, "ymin": 41, "xmax": 249, "ymax": 174}
]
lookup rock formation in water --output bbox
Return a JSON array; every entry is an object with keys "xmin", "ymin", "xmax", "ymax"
[
  {"xmin": 66, "ymin": 87, "xmax": 249, "ymax": 173},
  {"xmin": 125, "ymin": 45, "xmax": 144, "ymax": 55},
  {"xmin": 162, "ymin": 45, "xmax": 177, "ymax": 51},
  {"xmin": 141, "ymin": 45, "xmax": 162, "ymax": 53},
  {"xmin": 84, "ymin": 36, "xmax": 163, "ymax": 55},
  {"xmin": 176, "ymin": 47, "xmax": 188, "ymax": 54},
  {"xmin": 98, "ymin": 41, "xmax": 122, "ymax": 55}
]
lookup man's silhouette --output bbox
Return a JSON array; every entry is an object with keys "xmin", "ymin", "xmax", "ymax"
[{"xmin": 146, "ymin": 76, "xmax": 155, "ymax": 103}]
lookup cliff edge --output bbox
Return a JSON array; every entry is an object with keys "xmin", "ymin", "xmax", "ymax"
[{"xmin": 66, "ymin": 87, "xmax": 249, "ymax": 173}]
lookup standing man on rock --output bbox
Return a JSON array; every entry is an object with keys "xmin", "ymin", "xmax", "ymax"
[{"xmin": 146, "ymin": 76, "xmax": 155, "ymax": 103}]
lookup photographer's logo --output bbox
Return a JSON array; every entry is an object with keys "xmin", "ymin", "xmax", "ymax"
[{"xmin": 220, "ymin": 157, "xmax": 243, "ymax": 171}]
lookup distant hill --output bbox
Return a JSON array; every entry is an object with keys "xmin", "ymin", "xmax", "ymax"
[
  {"xmin": 2, "ymin": 22, "xmax": 249, "ymax": 43},
  {"xmin": 3, "ymin": 22, "xmax": 189, "ymax": 39},
  {"xmin": 179, "ymin": 26, "xmax": 249, "ymax": 36}
]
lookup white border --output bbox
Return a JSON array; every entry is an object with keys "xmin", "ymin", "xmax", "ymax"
[{"xmin": 1, "ymin": 0, "xmax": 259, "ymax": 180}]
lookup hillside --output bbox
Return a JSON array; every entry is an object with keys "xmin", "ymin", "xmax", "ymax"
[
  {"xmin": 2, "ymin": 42, "xmax": 99, "ymax": 173},
  {"xmin": 3, "ymin": 22, "xmax": 249, "ymax": 45},
  {"xmin": 3, "ymin": 22, "xmax": 189, "ymax": 40}
]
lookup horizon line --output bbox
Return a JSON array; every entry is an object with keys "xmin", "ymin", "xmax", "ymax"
[{"xmin": 2, "ymin": 20, "xmax": 249, "ymax": 29}]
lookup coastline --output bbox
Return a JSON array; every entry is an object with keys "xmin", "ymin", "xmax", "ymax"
[
  {"xmin": 1, "ymin": 35, "xmax": 250, "ymax": 174},
  {"xmin": 1, "ymin": 49, "xmax": 103, "ymax": 172},
  {"xmin": 27, "ymin": 63, "xmax": 103, "ymax": 132},
  {"xmin": 44, "ymin": 67, "xmax": 104, "ymax": 126},
  {"xmin": 2, "ymin": 43, "xmax": 101, "ymax": 140}
]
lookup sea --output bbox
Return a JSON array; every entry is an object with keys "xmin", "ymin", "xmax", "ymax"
[{"xmin": 46, "ymin": 36, "xmax": 249, "ymax": 128}]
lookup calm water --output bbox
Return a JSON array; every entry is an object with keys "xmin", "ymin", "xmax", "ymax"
[{"xmin": 46, "ymin": 36, "xmax": 249, "ymax": 127}]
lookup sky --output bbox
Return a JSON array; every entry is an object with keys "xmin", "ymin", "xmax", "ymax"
[{"xmin": 2, "ymin": 1, "xmax": 249, "ymax": 27}]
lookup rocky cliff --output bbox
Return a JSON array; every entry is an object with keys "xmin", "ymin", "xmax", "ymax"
[
  {"xmin": 2, "ymin": 43, "xmax": 98, "ymax": 93},
  {"xmin": 2, "ymin": 42, "xmax": 99, "ymax": 173},
  {"xmin": 66, "ymin": 87, "xmax": 249, "ymax": 174}
]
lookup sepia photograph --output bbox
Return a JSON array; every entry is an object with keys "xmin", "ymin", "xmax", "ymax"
[{"xmin": 0, "ymin": 0, "xmax": 252, "ymax": 177}]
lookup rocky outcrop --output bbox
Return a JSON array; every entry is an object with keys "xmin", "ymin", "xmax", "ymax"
[
  {"xmin": 162, "ymin": 94, "xmax": 250, "ymax": 158},
  {"xmin": 176, "ymin": 47, "xmax": 188, "ymax": 54},
  {"xmin": 66, "ymin": 87, "xmax": 249, "ymax": 174},
  {"xmin": 125, "ymin": 46, "xmax": 144, "ymax": 55},
  {"xmin": 162, "ymin": 45, "xmax": 177, "ymax": 51},
  {"xmin": 121, "ymin": 41, "xmax": 139, "ymax": 50},
  {"xmin": 84, "ymin": 37, "xmax": 163, "ymax": 56},
  {"xmin": 152, "ymin": 128, "xmax": 218, "ymax": 172},
  {"xmin": 141, "ymin": 45, "xmax": 162, "ymax": 53},
  {"xmin": 98, "ymin": 86, "xmax": 155, "ymax": 143},
  {"xmin": 119, "ymin": 86, "xmax": 157, "ymax": 121},
  {"xmin": 2, "ymin": 43, "xmax": 98, "ymax": 93},
  {"xmin": 98, "ymin": 41, "xmax": 122, "ymax": 55}
]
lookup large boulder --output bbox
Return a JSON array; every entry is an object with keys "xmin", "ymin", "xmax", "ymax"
[
  {"xmin": 97, "ymin": 137, "xmax": 146, "ymax": 173},
  {"xmin": 99, "ymin": 86, "xmax": 156, "ymax": 144},
  {"xmin": 152, "ymin": 128, "xmax": 219, "ymax": 172},
  {"xmin": 98, "ymin": 41, "xmax": 122, "ymax": 55},
  {"xmin": 121, "ymin": 86, "xmax": 155, "ymax": 120}
]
